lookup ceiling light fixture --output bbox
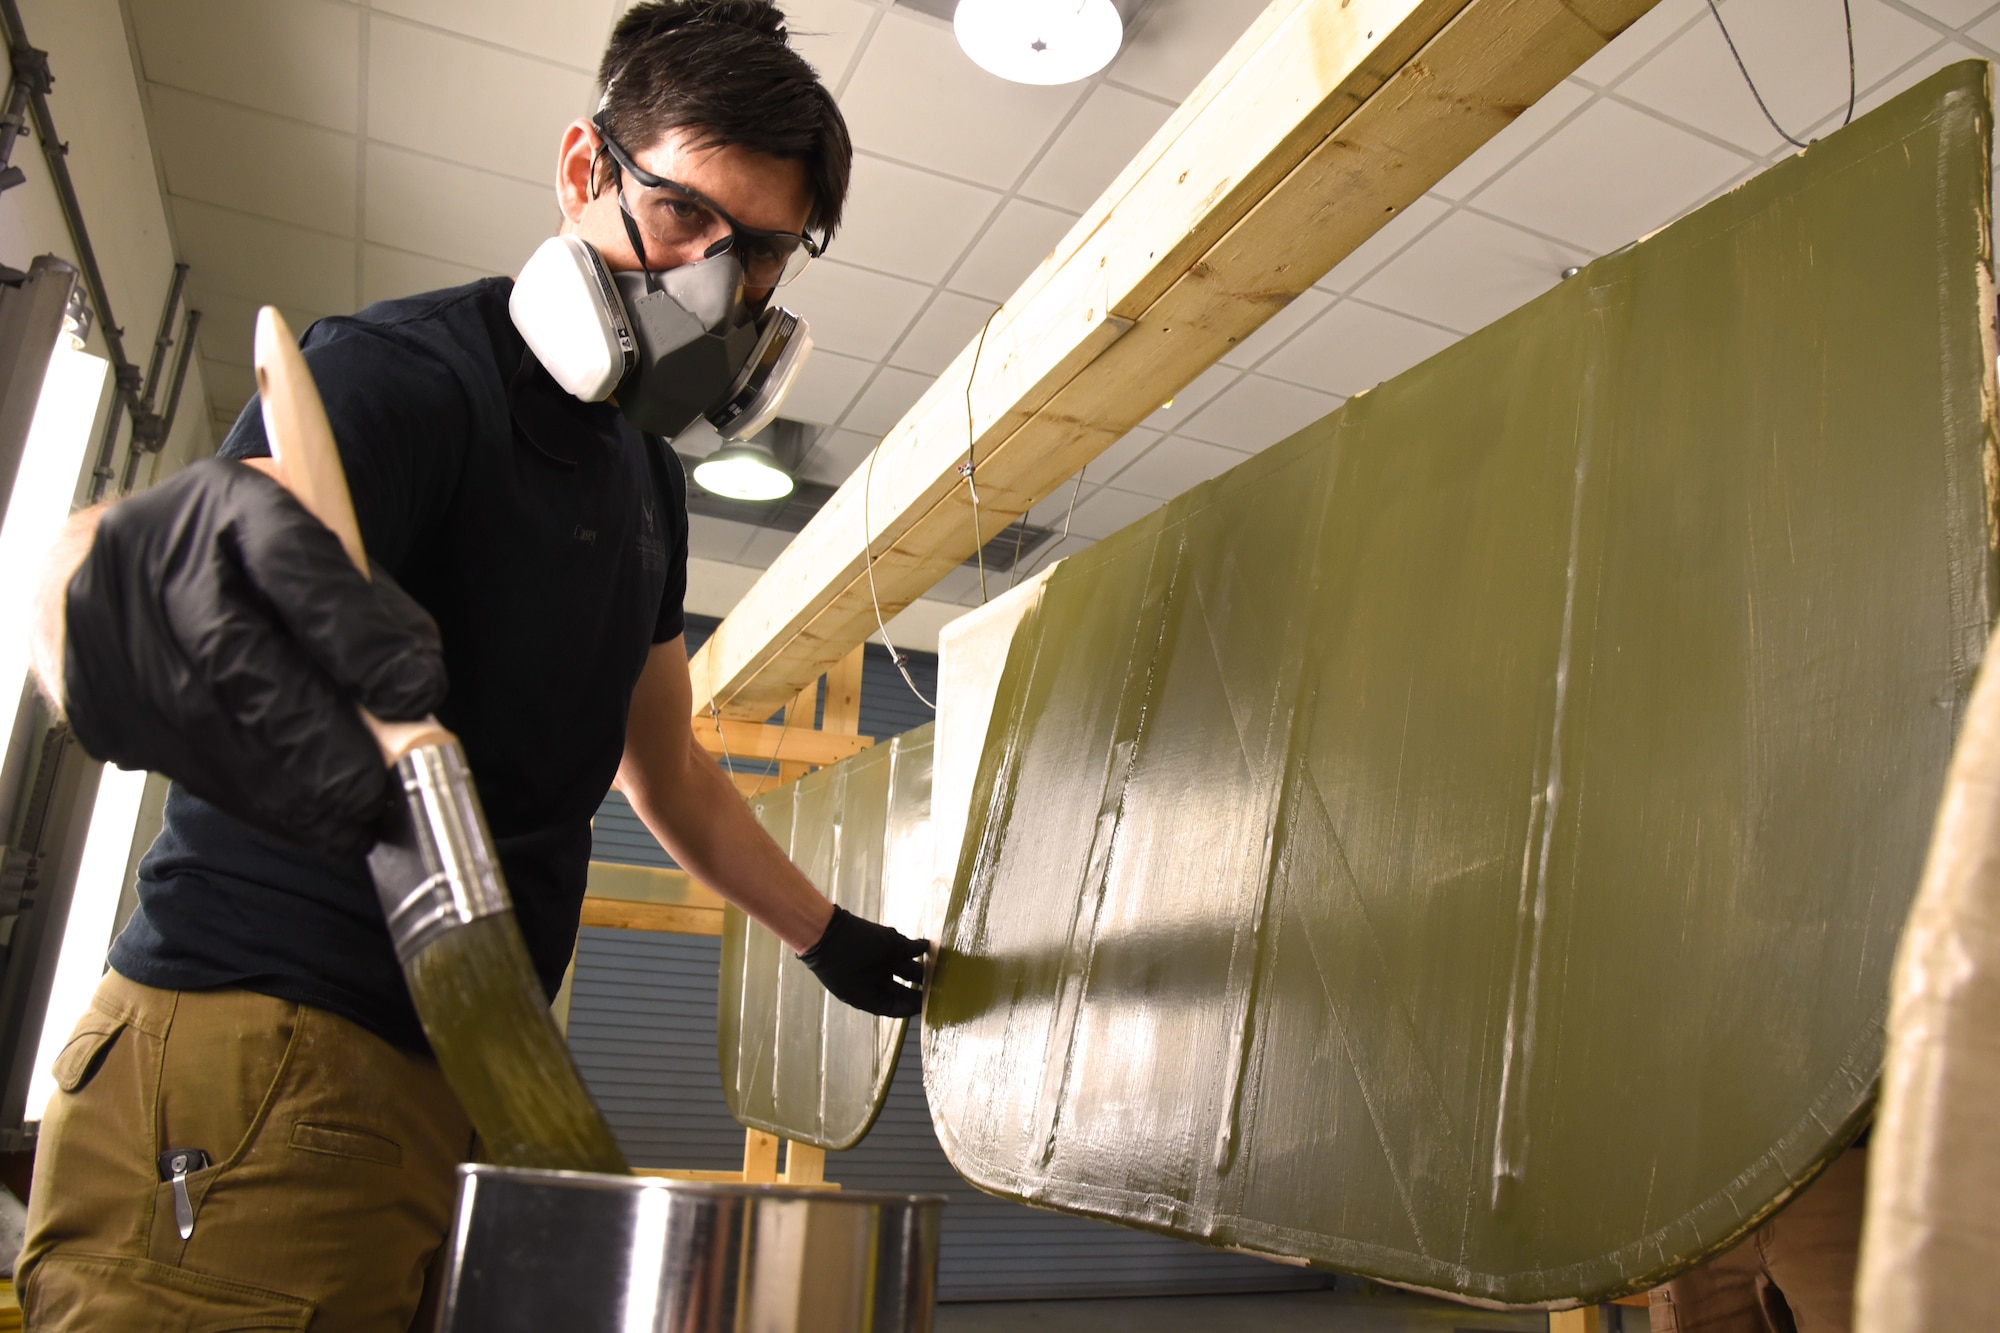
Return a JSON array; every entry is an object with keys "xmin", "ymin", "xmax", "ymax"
[
  {"xmin": 954, "ymin": 0, "xmax": 1123, "ymax": 86},
  {"xmin": 693, "ymin": 437, "xmax": 795, "ymax": 502}
]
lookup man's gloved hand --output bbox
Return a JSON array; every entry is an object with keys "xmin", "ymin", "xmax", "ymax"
[
  {"xmin": 61, "ymin": 459, "xmax": 446, "ymax": 857},
  {"xmin": 798, "ymin": 906, "xmax": 927, "ymax": 1018}
]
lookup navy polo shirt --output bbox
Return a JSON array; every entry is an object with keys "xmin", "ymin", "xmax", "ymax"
[{"xmin": 108, "ymin": 277, "xmax": 689, "ymax": 1051}]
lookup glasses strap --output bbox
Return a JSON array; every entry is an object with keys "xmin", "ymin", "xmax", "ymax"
[{"xmin": 614, "ymin": 193, "xmax": 659, "ymax": 290}]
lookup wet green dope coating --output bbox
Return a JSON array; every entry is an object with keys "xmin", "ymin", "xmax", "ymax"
[
  {"xmin": 723, "ymin": 725, "xmax": 935, "ymax": 1150},
  {"xmin": 925, "ymin": 64, "xmax": 1998, "ymax": 1304},
  {"xmin": 406, "ymin": 913, "xmax": 629, "ymax": 1173}
]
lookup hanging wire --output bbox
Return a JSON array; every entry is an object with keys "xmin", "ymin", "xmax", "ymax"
[
  {"xmin": 862, "ymin": 439, "xmax": 938, "ymax": 711},
  {"xmin": 962, "ymin": 305, "xmax": 1004, "ymax": 605},
  {"xmin": 1011, "ymin": 464, "xmax": 1087, "ymax": 589},
  {"xmin": 1705, "ymin": 0, "xmax": 1855, "ymax": 151},
  {"xmin": 705, "ymin": 692, "xmax": 801, "ymax": 799}
]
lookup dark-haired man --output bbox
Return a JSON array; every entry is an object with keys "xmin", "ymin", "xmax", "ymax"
[{"xmin": 18, "ymin": 3, "xmax": 922, "ymax": 1326}]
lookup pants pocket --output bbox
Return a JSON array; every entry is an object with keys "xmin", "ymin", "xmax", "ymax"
[
  {"xmin": 21, "ymin": 1250, "xmax": 313, "ymax": 1332},
  {"xmin": 289, "ymin": 1121, "xmax": 403, "ymax": 1167}
]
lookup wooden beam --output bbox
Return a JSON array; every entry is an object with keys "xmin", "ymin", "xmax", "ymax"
[
  {"xmin": 578, "ymin": 897, "xmax": 723, "ymax": 935},
  {"xmin": 633, "ymin": 1166, "xmax": 840, "ymax": 1191},
  {"xmin": 781, "ymin": 1142, "xmax": 826, "ymax": 1186},
  {"xmin": 691, "ymin": 717, "xmax": 873, "ymax": 767},
  {"xmin": 822, "ymin": 645, "xmax": 865, "ymax": 736},
  {"xmin": 742, "ymin": 1128, "xmax": 781, "ymax": 1183},
  {"xmin": 688, "ymin": 0, "xmax": 1658, "ymax": 720},
  {"xmin": 580, "ymin": 862, "xmax": 727, "ymax": 935},
  {"xmin": 585, "ymin": 861, "xmax": 724, "ymax": 909}
]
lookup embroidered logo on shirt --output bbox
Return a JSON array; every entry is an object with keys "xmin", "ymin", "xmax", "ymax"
[{"xmin": 637, "ymin": 497, "xmax": 666, "ymax": 573}]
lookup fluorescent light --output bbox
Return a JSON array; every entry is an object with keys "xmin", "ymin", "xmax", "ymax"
[
  {"xmin": 0, "ymin": 342, "xmax": 108, "ymax": 709},
  {"xmin": 25, "ymin": 764, "xmax": 148, "ymax": 1123},
  {"xmin": 955, "ymin": 0, "xmax": 1123, "ymax": 86},
  {"xmin": 693, "ymin": 441, "xmax": 795, "ymax": 502}
]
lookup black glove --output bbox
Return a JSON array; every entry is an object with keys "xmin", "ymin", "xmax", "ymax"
[
  {"xmin": 798, "ymin": 906, "xmax": 927, "ymax": 1018},
  {"xmin": 61, "ymin": 459, "xmax": 446, "ymax": 857}
]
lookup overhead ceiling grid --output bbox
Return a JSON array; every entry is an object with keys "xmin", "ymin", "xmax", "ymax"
[{"xmin": 119, "ymin": 0, "xmax": 2000, "ymax": 606}]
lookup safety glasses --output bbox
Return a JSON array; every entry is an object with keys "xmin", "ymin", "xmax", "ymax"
[{"xmin": 592, "ymin": 116, "xmax": 823, "ymax": 288}]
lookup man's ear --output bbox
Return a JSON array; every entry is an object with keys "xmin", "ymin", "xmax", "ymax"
[{"xmin": 556, "ymin": 119, "xmax": 598, "ymax": 227}]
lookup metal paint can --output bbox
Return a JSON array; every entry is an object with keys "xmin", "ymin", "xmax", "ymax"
[{"xmin": 434, "ymin": 1165, "xmax": 945, "ymax": 1332}]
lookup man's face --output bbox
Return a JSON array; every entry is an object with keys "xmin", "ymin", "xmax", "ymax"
[{"xmin": 555, "ymin": 119, "xmax": 814, "ymax": 301}]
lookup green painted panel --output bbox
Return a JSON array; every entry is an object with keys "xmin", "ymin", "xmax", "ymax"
[
  {"xmin": 720, "ymin": 724, "xmax": 933, "ymax": 1150},
  {"xmin": 924, "ymin": 65, "xmax": 1997, "ymax": 1304}
]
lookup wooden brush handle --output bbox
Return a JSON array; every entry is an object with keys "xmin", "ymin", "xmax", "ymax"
[{"xmin": 253, "ymin": 307, "xmax": 454, "ymax": 766}]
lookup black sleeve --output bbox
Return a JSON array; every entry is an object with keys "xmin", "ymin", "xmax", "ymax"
[
  {"xmin": 653, "ymin": 441, "xmax": 690, "ymax": 644},
  {"xmin": 217, "ymin": 319, "xmax": 470, "ymax": 577}
]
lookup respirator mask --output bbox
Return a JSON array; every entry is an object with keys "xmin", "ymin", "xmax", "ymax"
[{"xmin": 507, "ymin": 232, "xmax": 813, "ymax": 441}]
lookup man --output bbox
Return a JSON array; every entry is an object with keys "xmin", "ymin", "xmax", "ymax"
[
  {"xmin": 1648, "ymin": 1143, "xmax": 1869, "ymax": 1333},
  {"xmin": 16, "ymin": 2, "xmax": 923, "ymax": 1326}
]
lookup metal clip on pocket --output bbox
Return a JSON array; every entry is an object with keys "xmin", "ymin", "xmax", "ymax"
[{"xmin": 156, "ymin": 1147, "xmax": 211, "ymax": 1240}]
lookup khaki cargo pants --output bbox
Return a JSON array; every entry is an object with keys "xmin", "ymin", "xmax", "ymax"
[
  {"xmin": 1648, "ymin": 1145, "xmax": 1868, "ymax": 1333},
  {"xmin": 19, "ymin": 971, "xmax": 473, "ymax": 1331}
]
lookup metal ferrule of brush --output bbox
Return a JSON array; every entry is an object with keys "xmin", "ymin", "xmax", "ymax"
[{"xmin": 371, "ymin": 741, "xmax": 514, "ymax": 964}]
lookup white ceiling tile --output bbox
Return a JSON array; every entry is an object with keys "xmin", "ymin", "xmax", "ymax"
[
  {"xmin": 1834, "ymin": 43, "xmax": 1987, "ymax": 126},
  {"xmin": 1140, "ymin": 361, "xmax": 1239, "ymax": 431},
  {"xmin": 797, "ymin": 427, "xmax": 879, "ymax": 485},
  {"xmin": 1568, "ymin": 0, "xmax": 1706, "ymax": 89},
  {"xmin": 784, "ymin": 348, "xmax": 874, "ymax": 426},
  {"xmin": 1899, "ymin": 0, "xmax": 2000, "ymax": 28},
  {"xmin": 148, "ymin": 87, "xmax": 357, "ymax": 236},
  {"xmin": 1066, "ymin": 486, "xmax": 1162, "ymax": 541},
  {"xmin": 371, "ymin": 0, "xmax": 621, "ymax": 71},
  {"xmin": 1469, "ymin": 99, "xmax": 1748, "ymax": 254},
  {"xmin": 687, "ymin": 514, "xmax": 756, "ymax": 564},
  {"xmin": 674, "ymin": 419, "xmax": 728, "ymax": 460},
  {"xmin": 841, "ymin": 366, "xmax": 935, "ymax": 435},
  {"xmin": 888, "ymin": 291, "xmax": 1001, "ymax": 376},
  {"xmin": 192, "ymin": 288, "xmax": 326, "ymax": 372},
  {"xmin": 1353, "ymin": 209, "xmax": 1586, "ymax": 335},
  {"xmin": 1103, "ymin": 0, "xmax": 1270, "ymax": 103},
  {"xmin": 1314, "ymin": 194, "xmax": 1451, "ymax": 295},
  {"xmin": 1113, "ymin": 435, "xmax": 1243, "ymax": 501},
  {"xmin": 783, "ymin": 259, "xmax": 931, "ymax": 359},
  {"xmin": 1218, "ymin": 289, "xmax": 1334, "ymax": 370},
  {"xmin": 738, "ymin": 526, "xmax": 798, "ymax": 567},
  {"xmin": 364, "ymin": 143, "xmax": 553, "ymax": 276},
  {"xmin": 1173, "ymin": 374, "xmax": 1342, "ymax": 453},
  {"xmin": 171, "ymin": 197, "xmax": 357, "ymax": 312},
  {"xmin": 780, "ymin": 0, "xmax": 878, "ymax": 89},
  {"xmin": 947, "ymin": 198, "xmax": 1079, "ymax": 302},
  {"xmin": 1018, "ymin": 84, "xmax": 1175, "ymax": 213},
  {"xmin": 1028, "ymin": 480, "xmax": 1100, "ymax": 529},
  {"xmin": 368, "ymin": 18, "xmax": 595, "ymax": 185},
  {"xmin": 928, "ymin": 566, "xmax": 990, "ymax": 606},
  {"xmin": 839, "ymin": 11, "xmax": 1085, "ymax": 186},
  {"xmin": 362, "ymin": 245, "xmax": 489, "ymax": 306},
  {"xmin": 832, "ymin": 155, "xmax": 1000, "ymax": 284},
  {"xmin": 1617, "ymin": 0, "xmax": 1942, "ymax": 155},
  {"xmin": 1259, "ymin": 300, "xmax": 1461, "ymax": 397},
  {"xmin": 1967, "ymin": 10, "xmax": 2000, "ymax": 47},
  {"xmin": 1429, "ymin": 80, "xmax": 1594, "ymax": 202},
  {"xmin": 128, "ymin": 0, "xmax": 361, "ymax": 132},
  {"xmin": 1075, "ymin": 425, "xmax": 1163, "ymax": 490}
]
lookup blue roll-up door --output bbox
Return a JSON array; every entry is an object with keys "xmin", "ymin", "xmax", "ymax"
[
  {"xmin": 567, "ymin": 929, "xmax": 1329, "ymax": 1301},
  {"xmin": 573, "ymin": 615, "xmax": 1329, "ymax": 1299}
]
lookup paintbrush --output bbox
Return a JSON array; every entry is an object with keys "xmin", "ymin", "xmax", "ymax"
[{"xmin": 253, "ymin": 306, "xmax": 628, "ymax": 1174}]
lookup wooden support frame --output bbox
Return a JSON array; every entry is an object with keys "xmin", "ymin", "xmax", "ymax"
[
  {"xmin": 688, "ymin": 0, "xmax": 1660, "ymax": 721},
  {"xmin": 587, "ymin": 646, "xmax": 869, "ymax": 1187}
]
